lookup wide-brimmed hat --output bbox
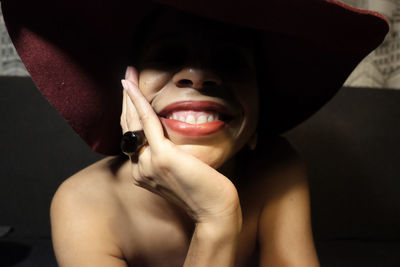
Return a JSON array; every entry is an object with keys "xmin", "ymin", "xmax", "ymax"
[{"xmin": 1, "ymin": 0, "xmax": 388, "ymax": 155}]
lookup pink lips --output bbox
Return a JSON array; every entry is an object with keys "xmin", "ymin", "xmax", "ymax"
[{"xmin": 158, "ymin": 101, "xmax": 232, "ymax": 136}]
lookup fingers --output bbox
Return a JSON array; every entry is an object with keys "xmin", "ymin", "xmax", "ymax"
[
  {"xmin": 121, "ymin": 76, "xmax": 165, "ymax": 148},
  {"xmin": 122, "ymin": 81, "xmax": 143, "ymax": 132},
  {"xmin": 124, "ymin": 85, "xmax": 143, "ymax": 131},
  {"xmin": 121, "ymin": 66, "xmax": 143, "ymax": 132}
]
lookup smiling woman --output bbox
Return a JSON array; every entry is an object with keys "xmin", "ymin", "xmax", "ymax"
[{"xmin": 1, "ymin": 0, "xmax": 388, "ymax": 266}]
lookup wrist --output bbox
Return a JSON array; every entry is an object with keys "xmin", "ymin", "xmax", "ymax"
[
  {"xmin": 184, "ymin": 213, "xmax": 241, "ymax": 267},
  {"xmin": 195, "ymin": 206, "xmax": 243, "ymax": 241}
]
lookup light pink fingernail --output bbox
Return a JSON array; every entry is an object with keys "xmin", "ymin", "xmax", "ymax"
[{"xmin": 125, "ymin": 66, "xmax": 132, "ymax": 79}]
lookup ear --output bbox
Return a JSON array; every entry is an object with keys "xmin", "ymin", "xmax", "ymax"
[{"xmin": 247, "ymin": 131, "xmax": 258, "ymax": 151}]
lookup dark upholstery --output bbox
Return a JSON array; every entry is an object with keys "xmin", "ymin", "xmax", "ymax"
[
  {"xmin": 1, "ymin": 77, "xmax": 399, "ymax": 266},
  {"xmin": 284, "ymin": 87, "xmax": 400, "ymax": 266},
  {"xmin": 0, "ymin": 77, "xmax": 104, "ymax": 266},
  {"xmin": 285, "ymin": 87, "xmax": 400, "ymax": 242}
]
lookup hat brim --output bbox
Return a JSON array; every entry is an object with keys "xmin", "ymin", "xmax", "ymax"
[{"xmin": 1, "ymin": 0, "xmax": 389, "ymax": 154}]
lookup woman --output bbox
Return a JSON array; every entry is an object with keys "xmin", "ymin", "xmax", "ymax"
[{"xmin": 2, "ymin": 0, "xmax": 388, "ymax": 266}]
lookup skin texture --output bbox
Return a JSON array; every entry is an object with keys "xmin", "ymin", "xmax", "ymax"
[{"xmin": 50, "ymin": 8, "xmax": 320, "ymax": 267}]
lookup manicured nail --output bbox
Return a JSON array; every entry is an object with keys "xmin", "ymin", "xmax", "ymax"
[
  {"xmin": 125, "ymin": 66, "xmax": 133, "ymax": 79},
  {"xmin": 125, "ymin": 67, "xmax": 129, "ymax": 79}
]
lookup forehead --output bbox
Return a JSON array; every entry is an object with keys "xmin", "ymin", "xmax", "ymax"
[{"xmin": 142, "ymin": 8, "xmax": 254, "ymax": 49}]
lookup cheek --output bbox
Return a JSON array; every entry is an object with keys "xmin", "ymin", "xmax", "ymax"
[{"xmin": 138, "ymin": 69, "xmax": 172, "ymax": 98}]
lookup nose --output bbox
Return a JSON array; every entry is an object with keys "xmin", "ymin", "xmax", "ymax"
[{"xmin": 173, "ymin": 67, "xmax": 221, "ymax": 90}]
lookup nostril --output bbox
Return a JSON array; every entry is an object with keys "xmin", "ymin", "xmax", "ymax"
[{"xmin": 177, "ymin": 79, "xmax": 193, "ymax": 87}]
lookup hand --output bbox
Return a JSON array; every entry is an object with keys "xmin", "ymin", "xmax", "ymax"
[{"xmin": 120, "ymin": 66, "xmax": 242, "ymax": 226}]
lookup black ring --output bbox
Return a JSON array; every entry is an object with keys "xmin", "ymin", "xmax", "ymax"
[{"xmin": 120, "ymin": 130, "xmax": 147, "ymax": 157}]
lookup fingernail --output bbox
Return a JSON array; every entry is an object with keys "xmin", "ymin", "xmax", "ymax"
[
  {"xmin": 125, "ymin": 66, "xmax": 132, "ymax": 79},
  {"xmin": 121, "ymin": 79, "xmax": 127, "ymax": 90}
]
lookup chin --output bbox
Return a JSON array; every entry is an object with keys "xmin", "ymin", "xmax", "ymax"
[
  {"xmin": 177, "ymin": 143, "xmax": 231, "ymax": 169},
  {"xmin": 163, "ymin": 123, "xmax": 238, "ymax": 168}
]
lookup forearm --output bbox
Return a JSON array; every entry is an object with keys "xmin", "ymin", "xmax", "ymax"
[{"xmin": 183, "ymin": 211, "xmax": 242, "ymax": 267}]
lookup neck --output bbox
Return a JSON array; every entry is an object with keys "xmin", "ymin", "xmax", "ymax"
[{"xmin": 217, "ymin": 156, "xmax": 238, "ymax": 180}]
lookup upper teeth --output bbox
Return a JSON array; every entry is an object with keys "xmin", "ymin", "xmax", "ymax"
[{"xmin": 167, "ymin": 112, "xmax": 219, "ymax": 124}]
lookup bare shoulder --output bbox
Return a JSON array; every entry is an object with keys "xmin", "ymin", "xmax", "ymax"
[
  {"xmin": 239, "ymin": 136, "xmax": 310, "ymax": 211},
  {"xmin": 50, "ymin": 156, "xmax": 130, "ymax": 266},
  {"xmin": 50, "ymin": 156, "xmax": 127, "ymax": 222},
  {"xmin": 245, "ymin": 137, "xmax": 320, "ymax": 266},
  {"xmin": 51, "ymin": 155, "xmax": 127, "ymax": 205}
]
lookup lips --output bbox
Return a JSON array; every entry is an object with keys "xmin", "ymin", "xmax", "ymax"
[{"xmin": 158, "ymin": 101, "xmax": 233, "ymax": 136}]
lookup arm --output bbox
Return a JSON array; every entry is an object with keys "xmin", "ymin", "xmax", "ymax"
[
  {"xmin": 50, "ymin": 177, "xmax": 128, "ymax": 267},
  {"xmin": 184, "ymin": 205, "xmax": 242, "ymax": 266},
  {"xmin": 256, "ymin": 142, "xmax": 320, "ymax": 267}
]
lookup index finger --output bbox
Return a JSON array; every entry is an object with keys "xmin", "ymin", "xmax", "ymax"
[
  {"xmin": 124, "ymin": 85, "xmax": 143, "ymax": 132},
  {"xmin": 121, "ymin": 79, "xmax": 165, "ymax": 148}
]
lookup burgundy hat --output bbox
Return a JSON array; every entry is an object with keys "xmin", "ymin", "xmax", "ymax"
[{"xmin": 1, "ymin": 0, "xmax": 388, "ymax": 155}]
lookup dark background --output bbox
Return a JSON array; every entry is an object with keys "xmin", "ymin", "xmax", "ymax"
[{"xmin": 1, "ymin": 76, "xmax": 399, "ymax": 266}]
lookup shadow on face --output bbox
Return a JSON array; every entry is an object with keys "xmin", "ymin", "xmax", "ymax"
[
  {"xmin": 132, "ymin": 7, "xmax": 257, "ymax": 80},
  {"xmin": 127, "ymin": 7, "xmax": 260, "ymax": 169}
]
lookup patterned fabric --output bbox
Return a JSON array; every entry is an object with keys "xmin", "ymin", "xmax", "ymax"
[
  {"xmin": 0, "ymin": 8, "xmax": 27, "ymax": 76},
  {"xmin": 342, "ymin": 0, "xmax": 400, "ymax": 89}
]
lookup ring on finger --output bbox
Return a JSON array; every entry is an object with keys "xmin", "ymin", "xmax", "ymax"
[{"xmin": 120, "ymin": 130, "xmax": 148, "ymax": 157}]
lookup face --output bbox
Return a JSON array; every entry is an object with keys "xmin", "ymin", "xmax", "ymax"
[{"xmin": 132, "ymin": 8, "xmax": 259, "ymax": 169}]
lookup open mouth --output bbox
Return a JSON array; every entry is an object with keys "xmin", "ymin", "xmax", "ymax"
[
  {"xmin": 163, "ymin": 110, "xmax": 230, "ymax": 124},
  {"xmin": 158, "ymin": 101, "xmax": 234, "ymax": 136}
]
